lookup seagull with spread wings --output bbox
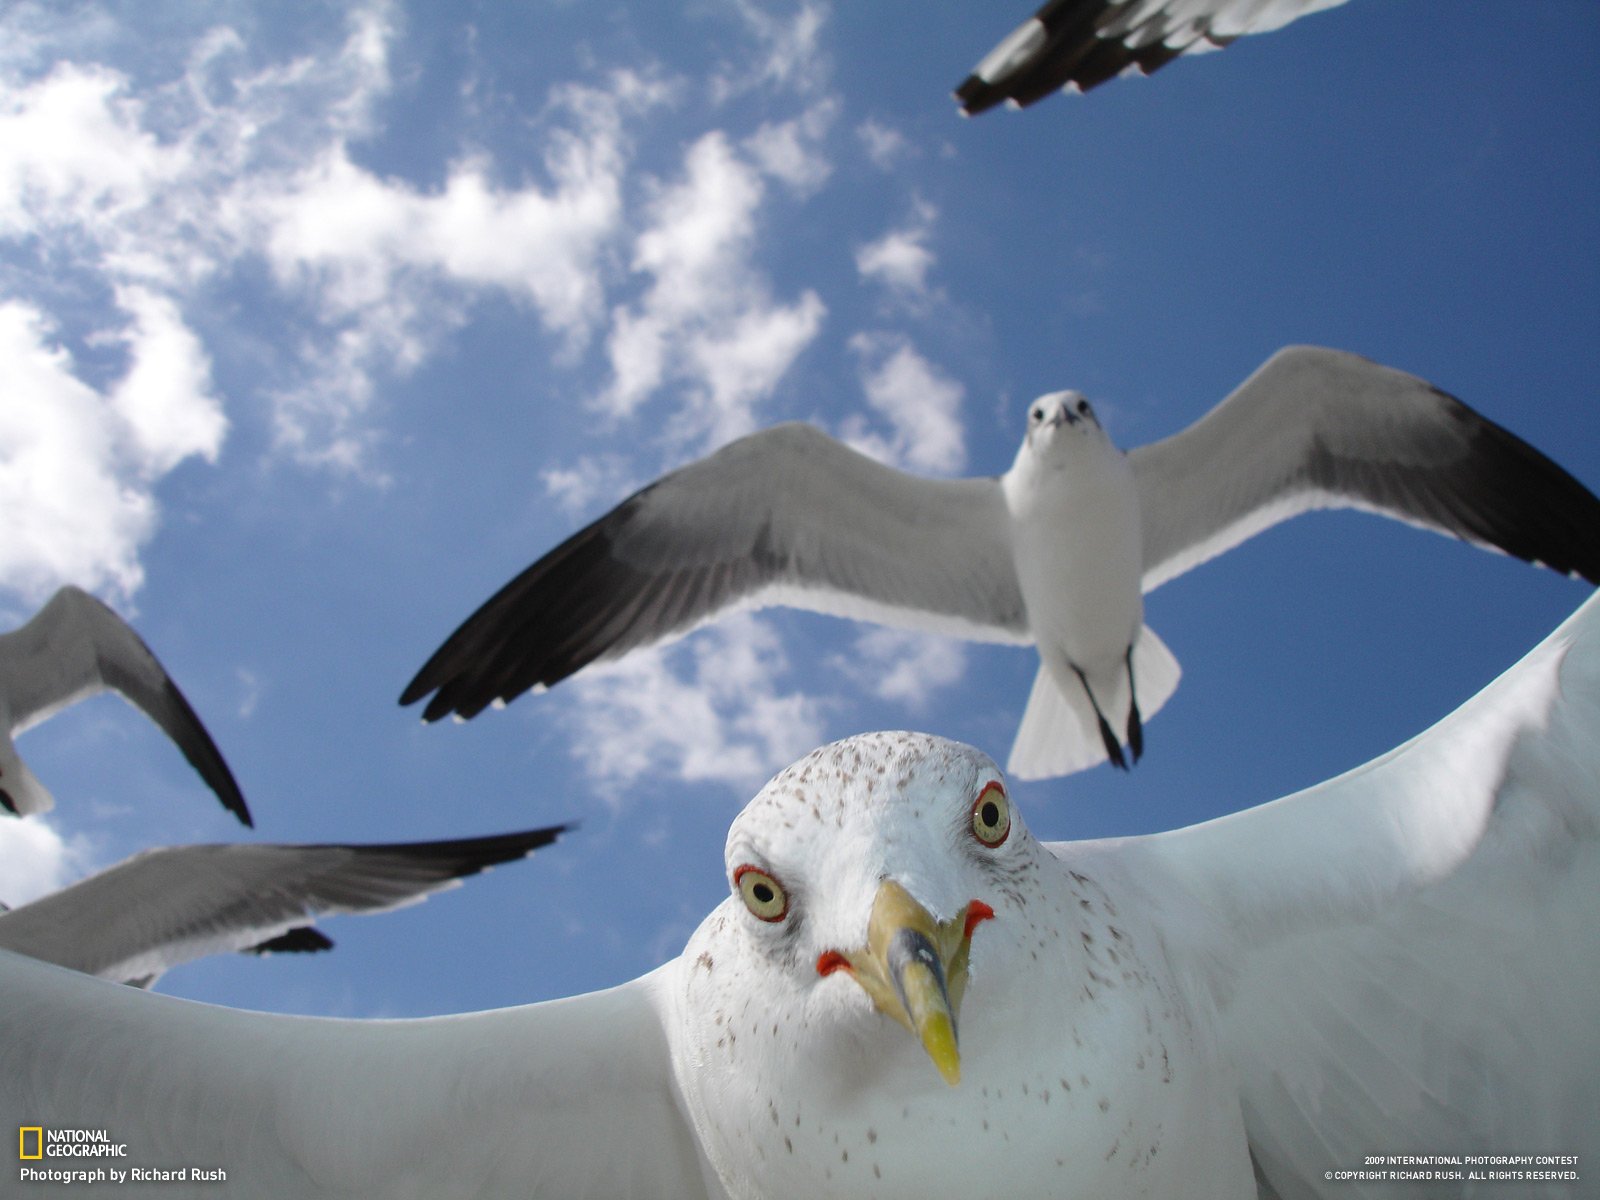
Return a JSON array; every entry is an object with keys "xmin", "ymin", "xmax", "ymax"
[
  {"xmin": 402, "ymin": 345, "xmax": 1600, "ymax": 779},
  {"xmin": 0, "ymin": 825, "xmax": 569, "ymax": 989},
  {"xmin": 955, "ymin": 0, "xmax": 1350, "ymax": 114},
  {"xmin": 0, "ymin": 585, "xmax": 251, "ymax": 825},
  {"xmin": 6, "ymin": 591, "xmax": 1598, "ymax": 1196}
]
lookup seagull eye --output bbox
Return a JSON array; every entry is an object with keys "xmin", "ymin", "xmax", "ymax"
[
  {"xmin": 1030, "ymin": 406, "xmax": 1043, "ymax": 422},
  {"xmin": 1076, "ymin": 398, "xmax": 1091, "ymax": 416},
  {"xmin": 734, "ymin": 865, "xmax": 789, "ymax": 922},
  {"xmin": 970, "ymin": 782, "xmax": 1011, "ymax": 848}
]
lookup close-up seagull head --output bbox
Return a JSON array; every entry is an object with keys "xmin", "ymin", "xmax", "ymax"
[{"xmin": 1022, "ymin": 389, "xmax": 1105, "ymax": 455}]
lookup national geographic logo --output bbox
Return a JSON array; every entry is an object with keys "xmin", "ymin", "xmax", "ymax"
[{"xmin": 16, "ymin": 1126, "xmax": 129, "ymax": 1159}]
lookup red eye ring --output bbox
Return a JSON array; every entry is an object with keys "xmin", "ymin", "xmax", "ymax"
[{"xmin": 970, "ymin": 781, "xmax": 1011, "ymax": 847}]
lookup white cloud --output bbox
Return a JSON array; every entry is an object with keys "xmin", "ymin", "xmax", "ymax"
[
  {"xmin": 713, "ymin": 0, "xmax": 831, "ymax": 100},
  {"xmin": 0, "ymin": 301, "xmax": 165, "ymax": 600},
  {"xmin": 840, "ymin": 332, "xmax": 966, "ymax": 475},
  {"xmin": 743, "ymin": 99, "xmax": 836, "ymax": 194},
  {"xmin": 563, "ymin": 614, "xmax": 826, "ymax": 800},
  {"xmin": 0, "ymin": 816, "xmax": 91, "ymax": 907},
  {"xmin": 597, "ymin": 131, "xmax": 826, "ymax": 450},
  {"xmin": 105, "ymin": 285, "xmax": 227, "ymax": 476},
  {"xmin": 542, "ymin": 454, "xmax": 640, "ymax": 517},
  {"xmin": 830, "ymin": 628, "xmax": 967, "ymax": 709},
  {"xmin": 855, "ymin": 198, "xmax": 938, "ymax": 299},
  {"xmin": 0, "ymin": 62, "xmax": 184, "ymax": 241},
  {"xmin": 856, "ymin": 117, "xmax": 911, "ymax": 171}
]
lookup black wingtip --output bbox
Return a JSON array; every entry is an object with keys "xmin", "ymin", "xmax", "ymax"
[
  {"xmin": 157, "ymin": 680, "xmax": 253, "ymax": 828},
  {"xmin": 247, "ymin": 926, "xmax": 336, "ymax": 956},
  {"xmin": 0, "ymin": 788, "xmax": 17, "ymax": 816}
]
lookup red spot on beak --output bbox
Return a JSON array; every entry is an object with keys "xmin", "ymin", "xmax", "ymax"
[
  {"xmin": 816, "ymin": 950, "xmax": 851, "ymax": 977},
  {"xmin": 963, "ymin": 901, "xmax": 996, "ymax": 941}
]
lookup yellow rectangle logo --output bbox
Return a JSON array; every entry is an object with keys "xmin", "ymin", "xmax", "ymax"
[{"xmin": 19, "ymin": 1127, "xmax": 43, "ymax": 1160}]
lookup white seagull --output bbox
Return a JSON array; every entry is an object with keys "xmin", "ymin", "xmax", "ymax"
[
  {"xmin": 0, "ymin": 585, "xmax": 251, "ymax": 825},
  {"xmin": 955, "ymin": 0, "xmax": 1350, "ymax": 114},
  {"xmin": 401, "ymin": 345, "xmax": 1600, "ymax": 779},
  {"xmin": 6, "ymin": 593, "xmax": 1598, "ymax": 1197},
  {"xmin": 0, "ymin": 824, "xmax": 569, "ymax": 989}
]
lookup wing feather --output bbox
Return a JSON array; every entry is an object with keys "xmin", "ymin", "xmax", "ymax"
[
  {"xmin": 1, "ymin": 952, "xmax": 715, "ymax": 1199},
  {"xmin": 402, "ymin": 424, "xmax": 1028, "ymax": 722},
  {"xmin": 1131, "ymin": 346, "xmax": 1600, "ymax": 592},
  {"xmin": 0, "ymin": 826, "xmax": 568, "ymax": 987},
  {"xmin": 1088, "ymin": 593, "xmax": 1600, "ymax": 1192}
]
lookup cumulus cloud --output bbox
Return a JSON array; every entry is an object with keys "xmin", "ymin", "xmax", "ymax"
[
  {"xmin": 541, "ymin": 453, "xmax": 640, "ymax": 517},
  {"xmin": 743, "ymin": 99, "xmax": 836, "ymax": 194},
  {"xmin": 562, "ymin": 614, "xmax": 826, "ymax": 800},
  {"xmin": 856, "ymin": 117, "xmax": 911, "ymax": 171},
  {"xmin": 0, "ymin": 817, "xmax": 92, "ymax": 907},
  {"xmin": 0, "ymin": 299, "xmax": 221, "ymax": 601},
  {"xmin": 713, "ymin": 0, "xmax": 830, "ymax": 100},
  {"xmin": 840, "ymin": 332, "xmax": 966, "ymax": 475},
  {"xmin": 855, "ymin": 198, "xmax": 938, "ymax": 300},
  {"xmin": 830, "ymin": 627, "xmax": 967, "ymax": 709},
  {"xmin": 597, "ymin": 131, "xmax": 826, "ymax": 451}
]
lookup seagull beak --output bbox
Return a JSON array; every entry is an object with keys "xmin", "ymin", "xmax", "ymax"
[{"xmin": 817, "ymin": 879, "xmax": 995, "ymax": 1087}]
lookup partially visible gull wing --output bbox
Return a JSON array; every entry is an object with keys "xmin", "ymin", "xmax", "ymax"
[
  {"xmin": 0, "ymin": 953, "xmax": 716, "ymax": 1199},
  {"xmin": 1130, "ymin": 345, "xmax": 1600, "ymax": 593},
  {"xmin": 0, "ymin": 825, "xmax": 569, "ymax": 988},
  {"xmin": 0, "ymin": 585, "xmax": 251, "ymax": 825},
  {"xmin": 402, "ymin": 423, "xmax": 1027, "ymax": 722},
  {"xmin": 1100, "ymin": 591, "xmax": 1600, "ymax": 1188},
  {"xmin": 955, "ymin": 0, "xmax": 1349, "ymax": 113}
]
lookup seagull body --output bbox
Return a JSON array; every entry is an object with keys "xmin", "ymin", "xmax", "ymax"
[
  {"xmin": 7, "ymin": 592, "xmax": 1599, "ymax": 1197},
  {"xmin": 0, "ymin": 825, "xmax": 569, "ymax": 988},
  {"xmin": 0, "ymin": 585, "xmax": 250, "ymax": 825},
  {"xmin": 402, "ymin": 345, "xmax": 1600, "ymax": 779},
  {"xmin": 956, "ymin": 0, "xmax": 1351, "ymax": 113}
]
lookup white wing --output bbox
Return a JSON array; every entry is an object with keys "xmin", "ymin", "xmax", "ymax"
[
  {"xmin": 1, "ymin": 951, "xmax": 717, "ymax": 1199},
  {"xmin": 402, "ymin": 423, "xmax": 1028, "ymax": 722},
  {"xmin": 1130, "ymin": 345, "xmax": 1600, "ymax": 592},
  {"xmin": 1090, "ymin": 593, "xmax": 1600, "ymax": 1194},
  {"xmin": 0, "ymin": 826, "xmax": 568, "ymax": 988},
  {"xmin": 0, "ymin": 585, "xmax": 250, "ymax": 825},
  {"xmin": 955, "ymin": 0, "xmax": 1350, "ymax": 113}
]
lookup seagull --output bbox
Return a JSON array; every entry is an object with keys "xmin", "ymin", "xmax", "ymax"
[
  {"xmin": 6, "ymin": 593, "xmax": 1598, "ymax": 1197},
  {"xmin": 401, "ymin": 345, "xmax": 1600, "ymax": 779},
  {"xmin": 0, "ymin": 825, "xmax": 569, "ymax": 989},
  {"xmin": 0, "ymin": 585, "xmax": 251, "ymax": 825},
  {"xmin": 955, "ymin": 0, "xmax": 1350, "ymax": 114}
]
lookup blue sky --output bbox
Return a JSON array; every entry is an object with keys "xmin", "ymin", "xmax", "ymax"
[{"xmin": 1, "ymin": 0, "xmax": 1596, "ymax": 1020}]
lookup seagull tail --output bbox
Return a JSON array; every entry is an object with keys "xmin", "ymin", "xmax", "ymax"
[{"xmin": 1006, "ymin": 626, "xmax": 1181, "ymax": 781}]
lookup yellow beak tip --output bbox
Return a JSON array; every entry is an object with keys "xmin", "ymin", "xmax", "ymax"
[{"xmin": 920, "ymin": 1014, "xmax": 962, "ymax": 1087}]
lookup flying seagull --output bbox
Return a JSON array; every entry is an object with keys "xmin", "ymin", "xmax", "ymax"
[
  {"xmin": 401, "ymin": 345, "xmax": 1600, "ymax": 779},
  {"xmin": 0, "ymin": 825, "xmax": 569, "ymax": 989},
  {"xmin": 0, "ymin": 585, "xmax": 251, "ymax": 825},
  {"xmin": 7, "ymin": 593, "xmax": 1599, "ymax": 1197},
  {"xmin": 955, "ymin": 0, "xmax": 1350, "ymax": 114}
]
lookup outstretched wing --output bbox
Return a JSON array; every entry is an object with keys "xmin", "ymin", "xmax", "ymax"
[
  {"xmin": 1, "ymin": 952, "xmax": 717, "ymax": 1199},
  {"xmin": 0, "ymin": 825, "xmax": 569, "ymax": 988},
  {"xmin": 402, "ymin": 423, "xmax": 1027, "ymax": 722},
  {"xmin": 1130, "ymin": 345, "xmax": 1600, "ymax": 593},
  {"xmin": 1097, "ymin": 593, "xmax": 1600, "ymax": 1194},
  {"xmin": 955, "ymin": 0, "xmax": 1349, "ymax": 113},
  {"xmin": 0, "ymin": 585, "xmax": 251, "ymax": 825}
]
